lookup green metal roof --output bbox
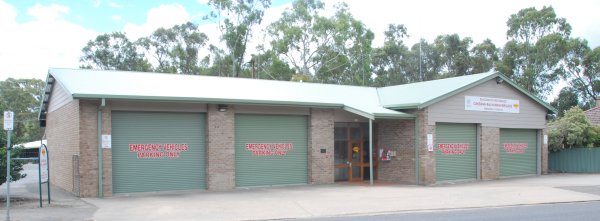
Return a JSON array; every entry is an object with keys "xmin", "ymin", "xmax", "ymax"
[
  {"xmin": 377, "ymin": 70, "xmax": 556, "ymax": 113},
  {"xmin": 46, "ymin": 68, "xmax": 414, "ymax": 120},
  {"xmin": 41, "ymin": 68, "xmax": 555, "ymax": 122}
]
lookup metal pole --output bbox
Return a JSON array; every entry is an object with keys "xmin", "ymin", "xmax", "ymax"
[
  {"xmin": 6, "ymin": 130, "xmax": 12, "ymax": 221},
  {"xmin": 38, "ymin": 147, "xmax": 42, "ymax": 208},
  {"xmin": 369, "ymin": 119, "xmax": 373, "ymax": 185},
  {"xmin": 47, "ymin": 146, "xmax": 50, "ymax": 204}
]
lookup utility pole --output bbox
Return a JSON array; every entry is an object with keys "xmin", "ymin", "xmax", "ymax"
[{"xmin": 4, "ymin": 111, "xmax": 14, "ymax": 221}]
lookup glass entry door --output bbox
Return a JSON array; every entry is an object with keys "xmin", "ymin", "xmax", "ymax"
[{"xmin": 334, "ymin": 123, "xmax": 377, "ymax": 182}]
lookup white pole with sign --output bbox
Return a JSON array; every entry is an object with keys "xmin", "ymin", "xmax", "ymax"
[
  {"xmin": 38, "ymin": 143, "xmax": 50, "ymax": 207},
  {"xmin": 4, "ymin": 111, "xmax": 14, "ymax": 221}
]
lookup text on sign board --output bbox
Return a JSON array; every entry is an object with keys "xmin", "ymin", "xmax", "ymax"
[
  {"xmin": 246, "ymin": 143, "xmax": 293, "ymax": 156},
  {"xmin": 438, "ymin": 143, "xmax": 470, "ymax": 155},
  {"xmin": 465, "ymin": 96, "xmax": 520, "ymax": 113},
  {"xmin": 129, "ymin": 143, "xmax": 189, "ymax": 159},
  {"xmin": 503, "ymin": 143, "xmax": 528, "ymax": 154}
]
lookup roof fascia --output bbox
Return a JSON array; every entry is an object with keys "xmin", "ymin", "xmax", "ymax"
[
  {"xmin": 498, "ymin": 75, "xmax": 557, "ymax": 113},
  {"xmin": 73, "ymin": 94, "xmax": 344, "ymax": 109},
  {"xmin": 416, "ymin": 73, "xmax": 499, "ymax": 109},
  {"xmin": 342, "ymin": 106, "xmax": 374, "ymax": 120}
]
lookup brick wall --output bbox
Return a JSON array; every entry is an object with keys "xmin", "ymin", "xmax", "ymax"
[
  {"xmin": 309, "ymin": 108, "xmax": 334, "ymax": 184},
  {"xmin": 418, "ymin": 109, "xmax": 436, "ymax": 185},
  {"xmin": 541, "ymin": 128, "xmax": 548, "ymax": 174},
  {"xmin": 78, "ymin": 100, "xmax": 100, "ymax": 197},
  {"xmin": 481, "ymin": 126, "xmax": 499, "ymax": 180},
  {"xmin": 46, "ymin": 99, "xmax": 80, "ymax": 195},
  {"xmin": 206, "ymin": 104, "xmax": 235, "ymax": 190},
  {"xmin": 377, "ymin": 119, "xmax": 416, "ymax": 183}
]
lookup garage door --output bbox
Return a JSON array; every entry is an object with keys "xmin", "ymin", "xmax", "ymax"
[
  {"xmin": 500, "ymin": 129, "xmax": 537, "ymax": 176},
  {"xmin": 235, "ymin": 114, "xmax": 308, "ymax": 187},
  {"xmin": 112, "ymin": 112, "xmax": 205, "ymax": 194},
  {"xmin": 436, "ymin": 123, "xmax": 477, "ymax": 182}
]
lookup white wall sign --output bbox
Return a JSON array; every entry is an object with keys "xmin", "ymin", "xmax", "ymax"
[
  {"xmin": 40, "ymin": 145, "xmax": 49, "ymax": 183},
  {"xmin": 3, "ymin": 111, "xmax": 14, "ymax": 130},
  {"xmin": 427, "ymin": 134, "xmax": 433, "ymax": 152},
  {"xmin": 102, "ymin": 135, "xmax": 112, "ymax": 149},
  {"xmin": 543, "ymin": 135, "xmax": 548, "ymax": 145},
  {"xmin": 465, "ymin": 96, "xmax": 520, "ymax": 113}
]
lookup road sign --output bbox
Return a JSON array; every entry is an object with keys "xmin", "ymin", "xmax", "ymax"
[
  {"xmin": 40, "ymin": 145, "xmax": 49, "ymax": 183},
  {"xmin": 3, "ymin": 111, "xmax": 14, "ymax": 131}
]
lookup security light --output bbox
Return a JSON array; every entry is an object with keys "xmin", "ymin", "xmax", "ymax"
[{"xmin": 218, "ymin": 104, "xmax": 228, "ymax": 112}]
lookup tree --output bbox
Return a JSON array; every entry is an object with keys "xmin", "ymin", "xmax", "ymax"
[
  {"xmin": 560, "ymin": 38, "xmax": 600, "ymax": 106},
  {"xmin": 268, "ymin": 0, "xmax": 374, "ymax": 85},
  {"xmin": 0, "ymin": 78, "xmax": 43, "ymax": 185},
  {"xmin": 471, "ymin": 39, "xmax": 499, "ymax": 74},
  {"xmin": 372, "ymin": 24, "xmax": 411, "ymax": 86},
  {"xmin": 252, "ymin": 46, "xmax": 296, "ymax": 80},
  {"xmin": 80, "ymin": 32, "xmax": 151, "ymax": 71},
  {"xmin": 207, "ymin": 0, "xmax": 271, "ymax": 77},
  {"xmin": 497, "ymin": 6, "xmax": 572, "ymax": 98},
  {"xmin": 138, "ymin": 22, "xmax": 209, "ymax": 74},
  {"xmin": 550, "ymin": 87, "xmax": 579, "ymax": 117},
  {"xmin": 434, "ymin": 34, "xmax": 473, "ymax": 78},
  {"xmin": 313, "ymin": 3, "xmax": 374, "ymax": 85},
  {"xmin": 0, "ymin": 78, "xmax": 45, "ymax": 145},
  {"xmin": 407, "ymin": 39, "xmax": 442, "ymax": 82}
]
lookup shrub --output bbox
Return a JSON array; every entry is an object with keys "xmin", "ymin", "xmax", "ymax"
[
  {"xmin": 548, "ymin": 107, "xmax": 600, "ymax": 151},
  {"xmin": 0, "ymin": 147, "xmax": 26, "ymax": 186}
]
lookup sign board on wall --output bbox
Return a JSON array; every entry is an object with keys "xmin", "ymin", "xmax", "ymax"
[
  {"xmin": 427, "ymin": 134, "xmax": 433, "ymax": 152},
  {"xmin": 40, "ymin": 144, "xmax": 49, "ymax": 183},
  {"xmin": 438, "ymin": 143, "xmax": 469, "ymax": 155},
  {"xmin": 245, "ymin": 143, "xmax": 293, "ymax": 156},
  {"xmin": 465, "ymin": 96, "xmax": 520, "ymax": 113},
  {"xmin": 101, "ymin": 135, "xmax": 111, "ymax": 149}
]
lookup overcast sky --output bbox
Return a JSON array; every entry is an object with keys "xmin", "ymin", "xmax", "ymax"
[{"xmin": 1, "ymin": 0, "xmax": 599, "ymax": 98}]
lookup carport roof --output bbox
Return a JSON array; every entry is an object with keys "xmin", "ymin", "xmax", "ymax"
[{"xmin": 45, "ymin": 68, "xmax": 414, "ymax": 120}]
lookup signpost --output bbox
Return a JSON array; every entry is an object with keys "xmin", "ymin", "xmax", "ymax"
[
  {"xmin": 4, "ymin": 111, "xmax": 14, "ymax": 221},
  {"xmin": 38, "ymin": 143, "xmax": 51, "ymax": 207}
]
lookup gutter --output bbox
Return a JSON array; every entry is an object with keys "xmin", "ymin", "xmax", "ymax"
[{"xmin": 97, "ymin": 98, "xmax": 105, "ymax": 197}]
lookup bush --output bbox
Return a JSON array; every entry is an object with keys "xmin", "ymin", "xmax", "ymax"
[
  {"xmin": 0, "ymin": 147, "xmax": 26, "ymax": 186},
  {"xmin": 548, "ymin": 107, "xmax": 600, "ymax": 151}
]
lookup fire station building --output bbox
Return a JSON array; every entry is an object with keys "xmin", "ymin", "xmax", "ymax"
[{"xmin": 39, "ymin": 68, "xmax": 553, "ymax": 197}]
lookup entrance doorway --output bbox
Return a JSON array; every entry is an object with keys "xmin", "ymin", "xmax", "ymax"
[{"xmin": 334, "ymin": 123, "xmax": 378, "ymax": 182}]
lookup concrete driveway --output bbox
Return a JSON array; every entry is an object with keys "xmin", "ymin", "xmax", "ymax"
[
  {"xmin": 0, "ymin": 163, "xmax": 96, "ymax": 221},
  {"xmin": 84, "ymin": 174, "xmax": 600, "ymax": 221},
  {"xmin": 2, "ymin": 165, "xmax": 600, "ymax": 221}
]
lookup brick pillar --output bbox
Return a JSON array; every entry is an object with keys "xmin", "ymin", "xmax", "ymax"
[
  {"xmin": 309, "ymin": 108, "xmax": 334, "ymax": 184},
  {"xmin": 78, "ymin": 100, "xmax": 99, "ymax": 197},
  {"xmin": 481, "ymin": 126, "xmax": 499, "ymax": 180},
  {"xmin": 207, "ymin": 104, "xmax": 235, "ymax": 190},
  {"xmin": 418, "ymin": 109, "xmax": 436, "ymax": 185},
  {"xmin": 541, "ymin": 128, "xmax": 548, "ymax": 174},
  {"xmin": 378, "ymin": 119, "xmax": 416, "ymax": 183},
  {"xmin": 101, "ymin": 104, "xmax": 112, "ymax": 196}
]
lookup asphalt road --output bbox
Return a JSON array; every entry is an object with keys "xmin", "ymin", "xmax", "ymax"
[{"xmin": 297, "ymin": 201, "xmax": 600, "ymax": 221}]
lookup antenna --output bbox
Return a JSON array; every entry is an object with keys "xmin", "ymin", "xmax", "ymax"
[{"xmin": 419, "ymin": 39, "xmax": 422, "ymax": 82}]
